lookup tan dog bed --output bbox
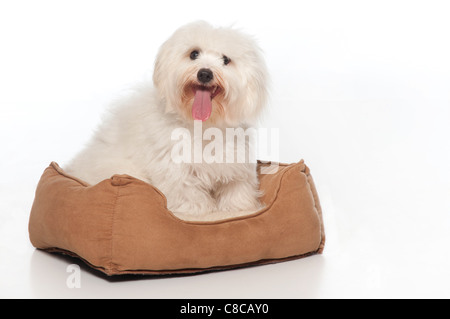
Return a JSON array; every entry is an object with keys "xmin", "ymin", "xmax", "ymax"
[{"xmin": 28, "ymin": 160, "xmax": 325, "ymax": 276}]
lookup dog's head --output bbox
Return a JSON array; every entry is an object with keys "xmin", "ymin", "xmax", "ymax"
[{"xmin": 153, "ymin": 21, "xmax": 268, "ymax": 126}]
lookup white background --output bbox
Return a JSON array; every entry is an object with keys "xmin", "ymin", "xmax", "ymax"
[{"xmin": 1, "ymin": 0, "xmax": 449, "ymax": 298}]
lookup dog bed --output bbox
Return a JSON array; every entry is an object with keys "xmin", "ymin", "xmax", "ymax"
[{"xmin": 28, "ymin": 160, "xmax": 325, "ymax": 276}]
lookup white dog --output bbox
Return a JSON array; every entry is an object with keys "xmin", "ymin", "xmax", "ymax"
[{"xmin": 65, "ymin": 21, "xmax": 269, "ymax": 219}]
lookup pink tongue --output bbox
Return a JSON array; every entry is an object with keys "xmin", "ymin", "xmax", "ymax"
[{"xmin": 192, "ymin": 89, "xmax": 212, "ymax": 121}]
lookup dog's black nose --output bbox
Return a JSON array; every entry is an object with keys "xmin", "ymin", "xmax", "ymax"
[{"xmin": 197, "ymin": 68, "xmax": 214, "ymax": 84}]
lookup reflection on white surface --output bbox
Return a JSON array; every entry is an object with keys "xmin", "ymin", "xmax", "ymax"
[
  {"xmin": 1, "ymin": 0, "xmax": 450, "ymax": 298},
  {"xmin": 28, "ymin": 249, "xmax": 327, "ymax": 299}
]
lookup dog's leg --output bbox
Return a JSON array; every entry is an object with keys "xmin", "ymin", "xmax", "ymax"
[
  {"xmin": 215, "ymin": 179, "xmax": 263, "ymax": 212},
  {"xmin": 162, "ymin": 182, "xmax": 217, "ymax": 216}
]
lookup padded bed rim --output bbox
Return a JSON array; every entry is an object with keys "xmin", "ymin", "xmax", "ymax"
[{"xmin": 46, "ymin": 160, "xmax": 318, "ymax": 226}]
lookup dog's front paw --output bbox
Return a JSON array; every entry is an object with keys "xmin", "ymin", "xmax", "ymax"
[
  {"xmin": 215, "ymin": 181, "xmax": 263, "ymax": 212},
  {"xmin": 166, "ymin": 191, "xmax": 217, "ymax": 216},
  {"xmin": 217, "ymin": 197, "xmax": 263, "ymax": 212}
]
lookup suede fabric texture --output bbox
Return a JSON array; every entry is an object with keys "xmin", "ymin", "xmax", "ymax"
[{"xmin": 28, "ymin": 160, "xmax": 325, "ymax": 276}]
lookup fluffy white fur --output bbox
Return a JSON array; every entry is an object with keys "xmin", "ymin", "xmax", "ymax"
[{"xmin": 65, "ymin": 21, "xmax": 269, "ymax": 220}]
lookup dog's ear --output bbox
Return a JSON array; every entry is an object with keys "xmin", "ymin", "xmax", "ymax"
[
  {"xmin": 246, "ymin": 58, "xmax": 269, "ymax": 121},
  {"xmin": 233, "ymin": 48, "xmax": 269, "ymax": 125},
  {"xmin": 153, "ymin": 49, "xmax": 167, "ymax": 101},
  {"xmin": 153, "ymin": 42, "xmax": 177, "ymax": 113}
]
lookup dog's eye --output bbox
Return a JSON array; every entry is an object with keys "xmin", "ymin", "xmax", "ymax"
[
  {"xmin": 223, "ymin": 55, "xmax": 231, "ymax": 65},
  {"xmin": 190, "ymin": 50, "xmax": 199, "ymax": 60}
]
